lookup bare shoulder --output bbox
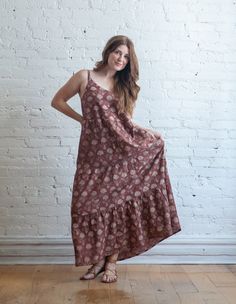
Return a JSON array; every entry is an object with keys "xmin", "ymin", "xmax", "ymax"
[
  {"xmin": 72, "ymin": 69, "xmax": 88, "ymax": 84},
  {"xmin": 75, "ymin": 69, "xmax": 88, "ymax": 79},
  {"xmin": 66, "ymin": 69, "xmax": 89, "ymax": 97},
  {"xmin": 73, "ymin": 69, "xmax": 90, "ymax": 99},
  {"xmin": 51, "ymin": 69, "xmax": 89, "ymax": 103}
]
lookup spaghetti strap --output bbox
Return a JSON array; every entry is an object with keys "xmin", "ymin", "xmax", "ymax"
[{"xmin": 87, "ymin": 69, "xmax": 90, "ymax": 81}]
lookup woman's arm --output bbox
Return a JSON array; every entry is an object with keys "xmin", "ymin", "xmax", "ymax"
[{"xmin": 51, "ymin": 69, "xmax": 87, "ymax": 124}]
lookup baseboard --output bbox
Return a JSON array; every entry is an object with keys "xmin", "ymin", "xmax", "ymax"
[{"xmin": 0, "ymin": 237, "xmax": 235, "ymax": 264}]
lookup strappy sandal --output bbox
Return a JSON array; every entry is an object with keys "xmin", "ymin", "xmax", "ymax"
[
  {"xmin": 101, "ymin": 259, "xmax": 118, "ymax": 283},
  {"xmin": 80, "ymin": 257, "xmax": 106, "ymax": 280}
]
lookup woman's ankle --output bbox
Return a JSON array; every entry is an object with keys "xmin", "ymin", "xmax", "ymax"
[{"xmin": 107, "ymin": 252, "xmax": 119, "ymax": 263}]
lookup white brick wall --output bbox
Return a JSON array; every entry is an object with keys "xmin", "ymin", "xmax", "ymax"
[{"xmin": 0, "ymin": 1, "xmax": 236, "ymax": 243}]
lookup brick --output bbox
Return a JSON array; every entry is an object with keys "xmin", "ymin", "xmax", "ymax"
[{"xmin": 0, "ymin": 0, "xmax": 235, "ymax": 244}]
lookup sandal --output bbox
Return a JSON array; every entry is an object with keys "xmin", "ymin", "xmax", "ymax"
[
  {"xmin": 80, "ymin": 257, "xmax": 106, "ymax": 280},
  {"xmin": 101, "ymin": 259, "xmax": 118, "ymax": 283}
]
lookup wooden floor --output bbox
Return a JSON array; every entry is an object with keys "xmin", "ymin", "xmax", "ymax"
[{"xmin": 0, "ymin": 264, "xmax": 236, "ymax": 303}]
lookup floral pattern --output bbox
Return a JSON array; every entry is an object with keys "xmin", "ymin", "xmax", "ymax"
[{"xmin": 70, "ymin": 70, "xmax": 181, "ymax": 266}]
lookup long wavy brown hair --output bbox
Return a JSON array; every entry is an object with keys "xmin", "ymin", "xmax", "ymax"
[{"xmin": 93, "ymin": 35, "xmax": 140, "ymax": 118}]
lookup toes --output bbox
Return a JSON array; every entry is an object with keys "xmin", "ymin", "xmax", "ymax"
[
  {"xmin": 85, "ymin": 274, "xmax": 93, "ymax": 279},
  {"xmin": 102, "ymin": 273, "xmax": 116, "ymax": 282},
  {"xmin": 81, "ymin": 274, "xmax": 92, "ymax": 280},
  {"xmin": 80, "ymin": 271, "xmax": 96, "ymax": 280}
]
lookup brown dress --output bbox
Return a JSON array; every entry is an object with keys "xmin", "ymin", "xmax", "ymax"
[{"xmin": 71, "ymin": 70, "xmax": 181, "ymax": 266}]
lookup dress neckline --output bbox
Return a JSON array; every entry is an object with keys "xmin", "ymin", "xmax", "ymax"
[{"xmin": 89, "ymin": 71, "xmax": 115, "ymax": 96}]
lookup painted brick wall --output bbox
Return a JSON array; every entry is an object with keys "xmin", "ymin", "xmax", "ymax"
[{"xmin": 0, "ymin": 0, "xmax": 236, "ymax": 240}]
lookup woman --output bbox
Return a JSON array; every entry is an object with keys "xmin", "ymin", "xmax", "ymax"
[{"xmin": 51, "ymin": 35, "xmax": 181, "ymax": 283}]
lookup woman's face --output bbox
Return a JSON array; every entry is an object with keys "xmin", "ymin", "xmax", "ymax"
[{"xmin": 107, "ymin": 44, "xmax": 130, "ymax": 71}]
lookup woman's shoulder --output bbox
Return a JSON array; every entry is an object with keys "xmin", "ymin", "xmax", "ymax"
[
  {"xmin": 73, "ymin": 69, "xmax": 89, "ymax": 81},
  {"xmin": 72, "ymin": 69, "xmax": 91, "ymax": 99}
]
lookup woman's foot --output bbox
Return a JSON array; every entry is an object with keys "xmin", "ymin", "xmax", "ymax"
[
  {"xmin": 101, "ymin": 258, "xmax": 118, "ymax": 283},
  {"xmin": 80, "ymin": 257, "xmax": 106, "ymax": 280}
]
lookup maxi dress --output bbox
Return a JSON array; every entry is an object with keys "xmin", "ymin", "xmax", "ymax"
[{"xmin": 70, "ymin": 70, "xmax": 181, "ymax": 266}]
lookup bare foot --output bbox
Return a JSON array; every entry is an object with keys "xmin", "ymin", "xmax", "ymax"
[
  {"xmin": 101, "ymin": 260, "xmax": 118, "ymax": 283},
  {"xmin": 101, "ymin": 253, "xmax": 119, "ymax": 283},
  {"xmin": 80, "ymin": 258, "xmax": 106, "ymax": 280}
]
